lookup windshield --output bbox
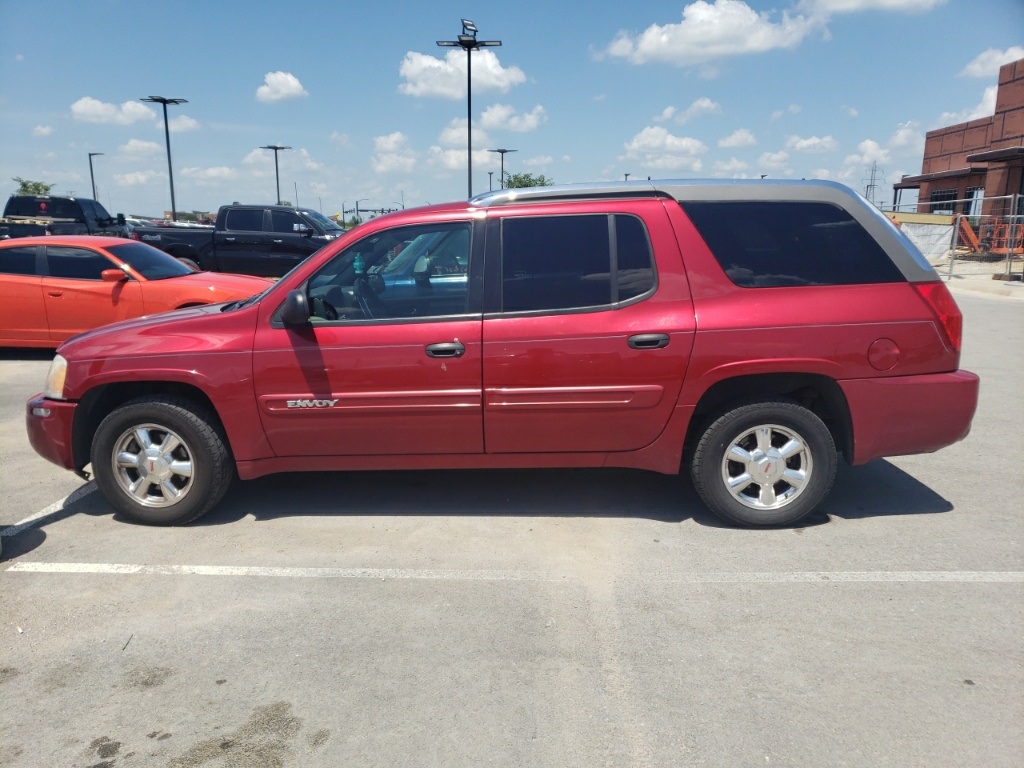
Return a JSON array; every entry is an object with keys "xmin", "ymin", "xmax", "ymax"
[
  {"xmin": 106, "ymin": 242, "xmax": 193, "ymax": 279},
  {"xmin": 301, "ymin": 210, "xmax": 345, "ymax": 233}
]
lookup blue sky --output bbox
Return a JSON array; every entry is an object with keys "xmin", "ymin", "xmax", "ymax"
[{"xmin": 1, "ymin": 0, "xmax": 1021, "ymax": 218}]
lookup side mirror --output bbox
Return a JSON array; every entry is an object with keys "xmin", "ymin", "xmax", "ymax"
[
  {"xmin": 279, "ymin": 289, "xmax": 311, "ymax": 326},
  {"xmin": 293, "ymin": 223, "xmax": 312, "ymax": 235},
  {"xmin": 116, "ymin": 213, "xmax": 126, "ymax": 226},
  {"xmin": 101, "ymin": 268, "xmax": 127, "ymax": 283}
]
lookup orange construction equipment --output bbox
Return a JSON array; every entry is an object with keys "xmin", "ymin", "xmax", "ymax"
[{"xmin": 957, "ymin": 216, "xmax": 1023, "ymax": 256}]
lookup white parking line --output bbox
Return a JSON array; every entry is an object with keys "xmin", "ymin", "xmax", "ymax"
[{"xmin": 5, "ymin": 562, "xmax": 1022, "ymax": 583}]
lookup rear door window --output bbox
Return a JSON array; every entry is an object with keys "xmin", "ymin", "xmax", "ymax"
[
  {"xmin": 680, "ymin": 201, "xmax": 903, "ymax": 287},
  {"xmin": 499, "ymin": 214, "xmax": 655, "ymax": 312},
  {"xmin": 0, "ymin": 246, "xmax": 40, "ymax": 275},
  {"xmin": 224, "ymin": 208, "xmax": 265, "ymax": 232}
]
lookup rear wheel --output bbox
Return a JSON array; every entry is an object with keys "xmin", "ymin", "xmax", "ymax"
[
  {"xmin": 91, "ymin": 396, "xmax": 233, "ymax": 525},
  {"xmin": 690, "ymin": 401, "xmax": 837, "ymax": 527}
]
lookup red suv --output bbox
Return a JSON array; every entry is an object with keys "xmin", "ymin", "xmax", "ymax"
[{"xmin": 26, "ymin": 180, "xmax": 979, "ymax": 527}]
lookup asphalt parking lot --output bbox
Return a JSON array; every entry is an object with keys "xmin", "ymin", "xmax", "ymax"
[{"xmin": 1, "ymin": 286, "xmax": 1022, "ymax": 768}]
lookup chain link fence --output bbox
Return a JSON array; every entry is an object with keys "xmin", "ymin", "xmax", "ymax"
[{"xmin": 884, "ymin": 194, "xmax": 1023, "ymax": 281}]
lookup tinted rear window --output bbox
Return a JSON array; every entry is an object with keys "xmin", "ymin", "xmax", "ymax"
[
  {"xmin": 4, "ymin": 197, "xmax": 83, "ymax": 220},
  {"xmin": 0, "ymin": 246, "xmax": 38, "ymax": 275},
  {"xmin": 500, "ymin": 214, "xmax": 655, "ymax": 312},
  {"xmin": 680, "ymin": 201, "xmax": 903, "ymax": 287},
  {"xmin": 224, "ymin": 208, "xmax": 264, "ymax": 231}
]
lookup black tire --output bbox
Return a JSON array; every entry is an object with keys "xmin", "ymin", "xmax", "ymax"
[
  {"xmin": 690, "ymin": 400, "xmax": 837, "ymax": 527},
  {"xmin": 91, "ymin": 396, "xmax": 234, "ymax": 526},
  {"xmin": 176, "ymin": 256, "xmax": 201, "ymax": 271}
]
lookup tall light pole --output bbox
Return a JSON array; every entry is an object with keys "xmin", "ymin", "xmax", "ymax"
[
  {"xmin": 437, "ymin": 19, "xmax": 502, "ymax": 199},
  {"xmin": 260, "ymin": 145, "xmax": 291, "ymax": 204},
  {"xmin": 141, "ymin": 96, "xmax": 187, "ymax": 221},
  {"xmin": 88, "ymin": 152, "xmax": 104, "ymax": 200},
  {"xmin": 488, "ymin": 148, "xmax": 517, "ymax": 189},
  {"xmin": 354, "ymin": 198, "xmax": 368, "ymax": 224}
]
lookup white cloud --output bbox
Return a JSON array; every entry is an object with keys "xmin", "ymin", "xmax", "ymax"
[
  {"xmin": 714, "ymin": 157, "xmax": 750, "ymax": 174},
  {"xmin": 718, "ymin": 128, "xmax": 757, "ymax": 147},
  {"xmin": 960, "ymin": 46, "xmax": 1024, "ymax": 78},
  {"xmin": 114, "ymin": 170, "xmax": 162, "ymax": 186},
  {"xmin": 525, "ymin": 155, "xmax": 554, "ymax": 168},
  {"xmin": 770, "ymin": 103, "xmax": 802, "ymax": 121},
  {"xmin": 71, "ymin": 97, "xmax": 155, "ymax": 125},
  {"xmin": 372, "ymin": 132, "xmax": 416, "ymax": 174},
  {"xmin": 256, "ymin": 71, "xmax": 309, "ymax": 103},
  {"xmin": 437, "ymin": 118, "xmax": 492, "ymax": 149},
  {"xmin": 118, "ymin": 139, "xmax": 162, "ymax": 156},
  {"xmin": 242, "ymin": 148, "xmax": 270, "ymax": 165},
  {"xmin": 801, "ymin": 0, "xmax": 947, "ymax": 13},
  {"xmin": 480, "ymin": 104, "xmax": 547, "ymax": 132},
  {"xmin": 167, "ymin": 115, "xmax": 200, "ymax": 132},
  {"xmin": 842, "ymin": 105, "xmax": 859, "ymax": 118},
  {"xmin": 676, "ymin": 96, "xmax": 723, "ymax": 123},
  {"xmin": 655, "ymin": 106, "xmax": 677, "ymax": 122},
  {"xmin": 604, "ymin": 0, "xmax": 819, "ymax": 67},
  {"xmin": 888, "ymin": 120, "xmax": 923, "ymax": 152},
  {"xmin": 622, "ymin": 126, "xmax": 707, "ymax": 171},
  {"xmin": 936, "ymin": 85, "xmax": 997, "ymax": 126},
  {"xmin": 843, "ymin": 139, "xmax": 890, "ymax": 166},
  {"xmin": 428, "ymin": 146, "xmax": 494, "ymax": 172},
  {"xmin": 759, "ymin": 150, "xmax": 791, "ymax": 170},
  {"xmin": 32, "ymin": 125, "xmax": 53, "ymax": 137},
  {"xmin": 399, "ymin": 50, "xmax": 526, "ymax": 99},
  {"xmin": 182, "ymin": 166, "xmax": 236, "ymax": 183},
  {"xmin": 329, "ymin": 130, "xmax": 352, "ymax": 147},
  {"xmin": 785, "ymin": 134, "xmax": 839, "ymax": 152}
]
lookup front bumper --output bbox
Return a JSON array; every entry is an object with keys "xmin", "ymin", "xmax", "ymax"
[
  {"xmin": 26, "ymin": 395, "xmax": 79, "ymax": 471},
  {"xmin": 839, "ymin": 370, "xmax": 980, "ymax": 465}
]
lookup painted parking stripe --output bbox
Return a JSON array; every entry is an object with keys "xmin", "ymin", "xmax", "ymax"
[{"xmin": 5, "ymin": 562, "xmax": 1022, "ymax": 583}]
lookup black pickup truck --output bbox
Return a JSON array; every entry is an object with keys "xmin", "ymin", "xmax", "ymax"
[
  {"xmin": 133, "ymin": 203, "xmax": 346, "ymax": 276},
  {"xmin": 0, "ymin": 195, "xmax": 129, "ymax": 239}
]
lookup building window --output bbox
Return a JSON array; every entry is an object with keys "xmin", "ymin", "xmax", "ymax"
[
  {"xmin": 928, "ymin": 189, "xmax": 958, "ymax": 215},
  {"xmin": 965, "ymin": 187, "xmax": 984, "ymax": 218}
]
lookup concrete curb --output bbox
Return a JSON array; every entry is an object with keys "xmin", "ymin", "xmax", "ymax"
[{"xmin": 946, "ymin": 277, "xmax": 1024, "ymax": 301}]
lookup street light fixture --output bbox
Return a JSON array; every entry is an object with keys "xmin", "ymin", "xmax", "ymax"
[
  {"xmin": 260, "ymin": 145, "xmax": 292, "ymax": 204},
  {"xmin": 488, "ymin": 148, "xmax": 517, "ymax": 189},
  {"xmin": 141, "ymin": 96, "xmax": 187, "ymax": 221},
  {"xmin": 437, "ymin": 19, "xmax": 502, "ymax": 198},
  {"xmin": 88, "ymin": 152, "xmax": 104, "ymax": 200}
]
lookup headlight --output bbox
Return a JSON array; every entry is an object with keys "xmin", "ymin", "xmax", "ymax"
[{"xmin": 43, "ymin": 354, "xmax": 68, "ymax": 400}]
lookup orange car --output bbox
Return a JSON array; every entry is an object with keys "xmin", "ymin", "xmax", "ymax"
[{"xmin": 0, "ymin": 236, "xmax": 273, "ymax": 348}]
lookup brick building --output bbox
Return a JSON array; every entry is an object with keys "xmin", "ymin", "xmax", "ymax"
[{"xmin": 894, "ymin": 57, "xmax": 1024, "ymax": 215}]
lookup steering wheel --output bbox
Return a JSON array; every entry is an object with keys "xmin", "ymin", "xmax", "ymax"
[{"xmin": 354, "ymin": 277, "xmax": 384, "ymax": 319}]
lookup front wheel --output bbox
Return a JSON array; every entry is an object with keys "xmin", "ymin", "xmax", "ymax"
[
  {"xmin": 690, "ymin": 401, "xmax": 837, "ymax": 527},
  {"xmin": 91, "ymin": 396, "xmax": 234, "ymax": 525}
]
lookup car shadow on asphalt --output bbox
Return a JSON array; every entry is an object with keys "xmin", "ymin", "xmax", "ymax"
[{"xmin": 193, "ymin": 459, "xmax": 954, "ymax": 530}]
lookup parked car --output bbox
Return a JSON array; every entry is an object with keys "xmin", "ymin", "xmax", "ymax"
[
  {"xmin": 132, "ymin": 204, "xmax": 345, "ymax": 276},
  {"xmin": 26, "ymin": 180, "xmax": 978, "ymax": 528},
  {"xmin": 1, "ymin": 236, "xmax": 273, "ymax": 348}
]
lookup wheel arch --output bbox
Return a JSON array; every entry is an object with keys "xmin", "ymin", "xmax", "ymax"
[
  {"xmin": 684, "ymin": 372, "xmax": 853, "ymax": 464},
  {"xmin": 71, "ymin": 381, "xmax": 228, "ymax": 470}
]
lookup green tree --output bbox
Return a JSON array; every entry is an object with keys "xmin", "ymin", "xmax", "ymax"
[
  {"xmin": 504, "ymin": 172, "xmax": 554, "ymax": 189},
  {"xmin": 12, "ymin": 177, "xmax": 54, "ymax": 195}
]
